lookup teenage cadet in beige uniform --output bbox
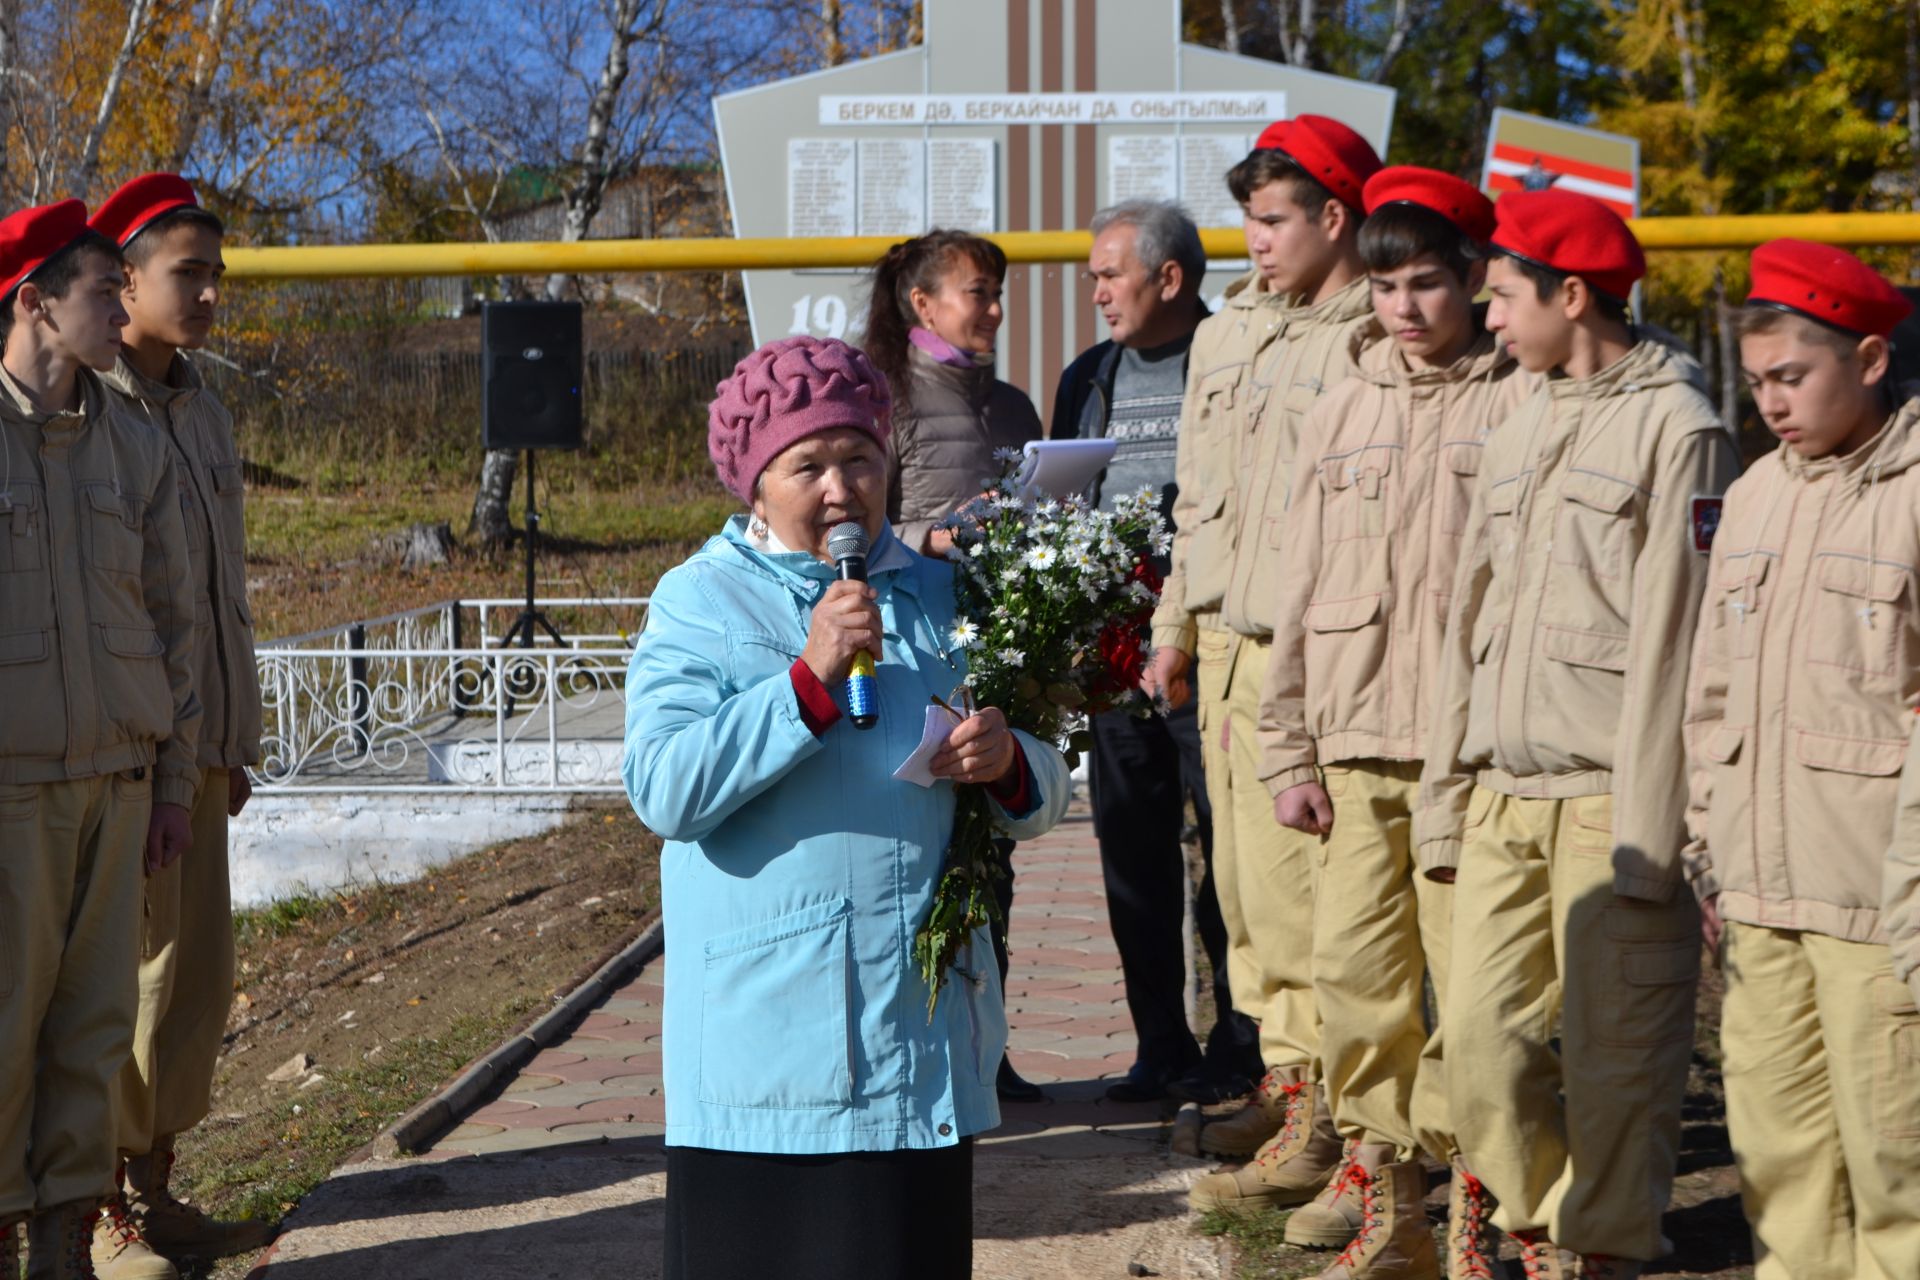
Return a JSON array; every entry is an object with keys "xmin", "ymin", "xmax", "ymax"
[
  {"xmin": 1687, "ymin": 241, "xmax": 1920, "ymax": 1280},
  {"xmin": 0, "ymin": 201, "xmax": 201, "ymax": 1280},
  {"xmin": 1183, "ymin": 116, "xmax": 1383, "ymax": 1210},
  {"xmin": 1416, "ymin": 191, "xmax": 1739, "ymax": 1279},
  {"xmin": 1258, "ymin": 169, "xmax": 1530, "ymax": 1278},
  {"xmin": 89, "ymin": 175, "xmax": 270, "ymax": 1278},
  {"xmin": 1141, "ymin": 133, "xmax": 1293, "ymax": 1107}
]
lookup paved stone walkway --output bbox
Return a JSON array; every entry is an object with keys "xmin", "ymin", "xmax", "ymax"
[{"xmin": 252, "ymin": 801, "xmax": 1223, "ymax": 1279}]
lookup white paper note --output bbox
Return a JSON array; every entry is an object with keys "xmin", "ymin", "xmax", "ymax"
[
  {"xmin": 1015, "ymin": 438, "xmax": 1118, "ymax": 501},
  {"xmin": 893, "ymin": 704, "xmax": 964, "ymax": 788}
]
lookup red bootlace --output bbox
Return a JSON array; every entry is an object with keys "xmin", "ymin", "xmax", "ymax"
[
  {"xmin": 1316, "ymin": 1141, "xmax": 1358, "ymax": 1204},
  {"xmin": 1516, "ymin": 1230, "xmax": 1564, "ymax": 1280},
  {"xmin": 98, "ymin": 1197, "xmax": 144, "ymax": 1249},
  {"xmin": 1451, "ymin": 1172, "xmax": 1497, "ymax": 1279},
  {"xmin": 74, "ymin": 1208, "xmax": 104, "ymax": 1277},
  {"xmin": 1330, "ymin": 1161, "xmax": 1381, "ymax": 1267},
  {"xmin": 1252, "ymin": 1083, "xmax": 1309, "ymax": 1167}
]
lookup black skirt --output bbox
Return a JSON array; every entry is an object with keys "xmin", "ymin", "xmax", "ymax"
[{"xmin": 663, "ymin": 1141, "xmax": 973, "ymax": 1280}]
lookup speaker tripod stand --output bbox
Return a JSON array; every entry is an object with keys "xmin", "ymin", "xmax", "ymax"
[{"xmin": 499, "ymin": 449, "xmax": 566, "ymax": 713}]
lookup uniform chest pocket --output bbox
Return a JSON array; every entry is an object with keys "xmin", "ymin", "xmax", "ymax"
[
  {"xmin": 1716, "ymin": 554, "xmax": 1770, "ymax": 661},
  {"xmin": 1240, "ymin": 382, "xmax": 1278, "ymax": 467},
  {"xmin": 1807, "ymin": 555, "xmax": 1910, "ymax": 679},
  {"xmin": 1319, "ymin": 445, "xmax": 1396, "ymax": 543},
  {"xmin": 1439, "ymin": 442, "xmax": 1482, "ymax": 536},
  {"xmin": 1192, "ymin": 370, "xmax": 1242, "ymax": 442},
  {"xmin": 1553, "ymin": 470, "xmax": 1640, "ymax": 582},
  {"xmin": 177, "ymin": 474, "xmax": 206, "ymax": 557},
  {"xmin": 83, "ymin": 484, "xmax": 145, "ymax": 581},
  {"xmin": 1193, "ymin": 487, "xmax": 1232, "ymax": 531},
  {"xmin": 0, "ymin": 482, "xmax": 44, "ymax": 574},
  {"xmin": 210, "ymin": 462, "xmax": 247, "ymax": 554}
]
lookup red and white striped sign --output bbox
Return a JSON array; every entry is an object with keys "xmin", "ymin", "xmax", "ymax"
[{"xmin": 1480, "ymin": 109, "xmax": 1639, "ymax": 220}]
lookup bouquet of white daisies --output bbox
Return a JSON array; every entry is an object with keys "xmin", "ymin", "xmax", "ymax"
[{"xmin": 914, "ymin": 449, "xmax": 1170, "ymax": 1016}]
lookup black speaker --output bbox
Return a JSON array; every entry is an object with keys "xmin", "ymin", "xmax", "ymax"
[{"xmin": 482, "ymin": 301, "xmax": 583, "ymax": 450}]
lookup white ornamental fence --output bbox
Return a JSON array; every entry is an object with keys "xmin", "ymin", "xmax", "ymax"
[{"xmin": 252, "ymin": 597, "xmax": 649, "ymax": 794}]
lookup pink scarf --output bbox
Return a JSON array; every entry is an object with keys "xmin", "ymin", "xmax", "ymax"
[{"xmin": 909, "ymin": 326, "xmax": 989, "ymax": 369}]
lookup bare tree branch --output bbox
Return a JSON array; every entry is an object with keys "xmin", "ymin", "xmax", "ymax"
[
  {"xmin": 168, "ymin": 0, "xmax": 233, "ymax": 171},
  {"xmin": 73, "ymin": 0, "xmax": 156, "ymax": 193},
  {"xmin": 1373, "ymin": 0, "xmax": 1416, "ymax": 83}
]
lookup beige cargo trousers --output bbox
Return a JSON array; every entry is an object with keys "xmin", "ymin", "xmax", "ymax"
[
  {"xmin": 1210, "ymin": 625, "xmax": 1319, "ymax": 1073},
  {"xmin": 1446, "ymin": 789, "xmax": 1699, "ymax": 1261},
  {"xmin": 1313, "ymin": 760, "xmax": 1453, "ymax": 1162},
  {"xmin": 1721, "ymin": 923, "xmax": 1920, "ymax": 1280},
  {"xmin": 116, "ymin": 767, "xmax": 236, "ymax": 1156},
  {"xmin": 0, "ymin": 772, "xmax": 150, "ymax": 1217}
]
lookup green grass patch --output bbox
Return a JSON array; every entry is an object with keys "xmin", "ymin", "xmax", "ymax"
[
  {"xmin": 231, "ymin": 879, "xmax": 413, "ymax": 947},
  {"xmin": 177, "ymin": 1001, "xmax": 538, "ymax": 1249},
  {"xmin": 1193, "ymin": 1207, "xmax": 1321, "ymax": 1280}
]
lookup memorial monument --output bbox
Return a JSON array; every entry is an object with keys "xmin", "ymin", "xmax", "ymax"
[{"xmin": 714, "ymin": 0, "xmax": 1395, "ymax": 428}]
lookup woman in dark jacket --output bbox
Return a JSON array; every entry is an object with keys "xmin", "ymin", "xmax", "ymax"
[
  {"xmin": 866, "ymin": 229, "xmax": 1043, "ymax": 558},
  {"xmin": 864, "ymin": 230, "xmax": 1047, "ymax": 1101}
]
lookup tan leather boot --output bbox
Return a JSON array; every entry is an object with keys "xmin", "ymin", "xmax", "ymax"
[
  {"xmin": 1197, "ymin": 1065, "xmax": 1297, "ymax": 1157},
  {"xmin": 1314, "ymin": 1144, "xmax": 1438, "ymax": 1279},
  {"xmin": 26, "ymin": 1202, "xmax": 101, "ymax": 1280},
  {"xmin": 1285, "ymin": 1139, "xmax": 1362, "ymax": 1248},
  {"xmin": 125, "ymin": 1147, "xmax": 273, "ymax": 1258},
  {"xmin": 1188, "ymin": 1072, "xmax": 1342, "ymax": 1211},
  {"xmin": 1513, "ymin": 1230, "xmax": 1580, "ymax": 1280},
  {"xmin": 1444, "ymin": 1157, "xmax": 1498, "ymax": 1280},
  {"xmin": 88, "ymin": 1195, "xmax": 174, "ymax": 1280}
]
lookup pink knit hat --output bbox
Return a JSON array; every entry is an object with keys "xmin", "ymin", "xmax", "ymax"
[{"xmin": 707, "ymin": 336, "xmax": 892, "ymax": 502}]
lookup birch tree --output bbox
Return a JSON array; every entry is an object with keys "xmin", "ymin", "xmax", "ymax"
[
  {"xmin": 71, "ymin": 0, "xmax": 154, "ymax": 192},
  {"xmin": 458, "ymin": 0, "xmax": 771, "ymax": 548}
]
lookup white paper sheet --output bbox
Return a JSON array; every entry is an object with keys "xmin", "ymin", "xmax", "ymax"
[
  {"xmin": 1015, "ymin": 438, "xmax": 1118, "ymax": 501},
  {"xmin": 893, "ymin": 704, "xmax": 964, "ymax": 788}
]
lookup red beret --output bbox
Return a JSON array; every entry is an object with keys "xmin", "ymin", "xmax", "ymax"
[
  {"xmin": 1252, "ymin": 115, "xmax": 1382, "ymax": 213},
  {"xmin": 90, "ymin": 173, "xmax": 199, "ymax": 249},
  {"xmin": 1490, "ymin": 189, "xmax": 1645, "ymax": 301},
  {"xmin": 1362, "ymin": 166, "xmax": 1495, "ymax": 242},
  {"xmin": 0, "ymin": 200, "xmax": 92, "ymax": 301},
  {"xmin": 1746, "ymin": 239, "xmax": 1912, "ymax": 339}
]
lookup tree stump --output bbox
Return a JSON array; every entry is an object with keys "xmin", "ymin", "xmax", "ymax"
[{"xmin": 372, "ymin": 521, "xmax": 456, "ymax": 570}]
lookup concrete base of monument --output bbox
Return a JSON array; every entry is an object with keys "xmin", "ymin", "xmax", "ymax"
[{"xmin": 229, "ymin": 793, "xmax": 579, "ymax": 908}]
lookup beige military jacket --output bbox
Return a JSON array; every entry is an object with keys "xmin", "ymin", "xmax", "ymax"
[
  {"xmin": 1150, "ymin": 269, "xmax": 1286, "ymax": 655},
  {"xmin": 104, "ymin": 354, "xmax": 262, "ymax": 769},
  {"xmin": 1416, "ymin": 336, "xmax": 1740, "ymax": 900},
  {"xmin": 1258, "ymin": 331, "xmax": 1531, "ymax": 794},
  {"xmin": 0, "ymin": 363, "xmax": 201, "ymax": 807},
  {"xmin": 1220, "ymin": 275, "xmax": 1379, "ymax": 640},
  {"xmin": 1888, "ymin": 697, "xmax": 1920, "ymax": 1007},
  {"xmin": 1686, "ymin": 398, "xmax": 1920, "ymax": 952}
]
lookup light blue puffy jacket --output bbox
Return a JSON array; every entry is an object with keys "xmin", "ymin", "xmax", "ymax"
[{"xmin": 622, "ymin": 516, "xmax": 1069, "ymax": 1154}]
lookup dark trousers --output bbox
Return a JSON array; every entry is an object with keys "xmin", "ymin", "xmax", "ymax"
[
  {"xmin": 664, "ymin": 1142, "xmax": 972, "ymax": 1280},
  {"xmin": 1088, "ymin": 694, "xmax": 1258, "ymax": 1074},
  {"xmin": 989, "ymin": 837, "xmax": 1014, "ymax": 988}
]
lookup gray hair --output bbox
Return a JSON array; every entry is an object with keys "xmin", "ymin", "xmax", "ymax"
[{"xmin": 1090, "ymin": 200, "xmax": 1205, "ymax": 290}]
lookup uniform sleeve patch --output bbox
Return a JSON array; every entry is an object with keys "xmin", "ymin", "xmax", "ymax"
[{"xmin": 1691, "ymin": 496, "xmax": 1723, "ymax": 554}]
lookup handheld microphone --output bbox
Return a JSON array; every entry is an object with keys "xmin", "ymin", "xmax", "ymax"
[{"xmin": 827, "ymin": 521, "xmax": 879, "ymax": 730}]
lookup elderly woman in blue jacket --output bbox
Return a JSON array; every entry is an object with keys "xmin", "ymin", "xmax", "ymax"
[{"xmin": 623, "ymin": 335, "xmax": 1068, "ymax": 1280}]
